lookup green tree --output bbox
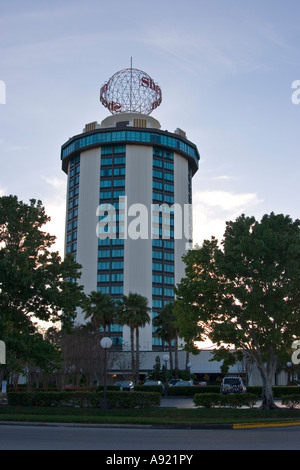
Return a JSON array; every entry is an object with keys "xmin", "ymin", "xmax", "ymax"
[
  {"xmin": 117, "ymin": 292, "xmax": 151, "ymax": 383},
  {"xmin": 0, "ymin": 195, "xmax": 84, "ymax": 382},
  {"xmin": 175, "ymin": 213, "xmax": 300, "ymax": 409},
  {"xmin": 82, "ymin": 290, "xmax": 116, "ymax": 335}
]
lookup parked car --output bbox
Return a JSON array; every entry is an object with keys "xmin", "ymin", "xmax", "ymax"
[
  {"xmin": 173, "ymin": 380, "xmax": 193, "ymax": 386},
  {"xmin": 168, "ymin": 379, "xmax": 183, "ymax": 387},
  {"xmin": 115, "ymin": 380, "xmax": 134, "ymax": 391},
  {"xmin": 220, "ymin": 376, "xmax": 246, "ymax": 394},
  {"xmin": 143, "ymin": 380, "xmax": 164, "ymax": 387}
]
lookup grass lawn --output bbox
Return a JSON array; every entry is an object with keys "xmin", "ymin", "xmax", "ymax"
[{"xmin": 1, "ymin": 406, "xmax": 300, "ymax": 426}]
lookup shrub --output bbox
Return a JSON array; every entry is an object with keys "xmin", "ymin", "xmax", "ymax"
[
  {"xmin": 168, "ymin": 386, "xmax": 200, "ymax": 396},
  {"xmin": 281, "ymin": 395, "xmax": 300, "ymax": 409},
  {"xmin": 193, "ymin": 393, "xmax": 222, "ymax": 408},
  {"xmin": 273, "ymin": 386, "xmax": 300, "ymax": 397},
  {"xmin": 222, "ymin": 393, "xmax": 258, "ymax": 409},
  {"xmin": 107, "ymin": 391, "xmax": 160, "ymax": 408},
  {"xmin": 194, "ymin": 392, "xmax": 258, "ymax": 409},
  {"xmin": 134, "ymin": 385, "xmax": 164, "ymax": 395},
  {"xmin": 7, "ymin": 391, "xmax": 161, "ymax": 409}
]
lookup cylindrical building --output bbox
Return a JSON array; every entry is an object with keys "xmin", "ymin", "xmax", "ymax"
[{"xmin": 61, "ymin": 69, "xmax": 200, "ymax": 352}]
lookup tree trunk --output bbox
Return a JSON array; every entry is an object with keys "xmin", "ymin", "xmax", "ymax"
[
  {"xmin": 135, "ymin": 328, "xmax": 140, "ymax": 385},
  {"xmin": 255, "ymin": 353, "xmax": 278, "ymax": 410},
  {"xmin": 261, "ymin": 373, "xmax": 277, "ymax": 409},
  {"xmin": 174, "ymin": 335, "xmax": 179, "ymax": 377},
  {"xmin": 168, "ymin": 343, "xmax": 173, "ymax": 371},
  {"xmin": 130, "ymin": 327, "xmax": 135, "ymax": 381}
]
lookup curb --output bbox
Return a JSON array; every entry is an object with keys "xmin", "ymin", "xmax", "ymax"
[
  {"xmin": 1, "ymin": 420, "xmax": 300, "ymax": 430},
  {"xmin": 233, "ymin": 420, "xmax": 300, "ymax": 429}
]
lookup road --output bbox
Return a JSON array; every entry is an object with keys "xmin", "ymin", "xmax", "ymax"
[{"xmin": 1, "ymin": 423, "xmax": 300, "ymax": 450}]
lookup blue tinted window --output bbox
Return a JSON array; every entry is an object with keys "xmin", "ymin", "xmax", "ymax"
[
  {"xmin": 98, "ymin": 261, "xmax": 110, "ymax": 269},
  {"xmin": 111, "ymin": 261, "xmax": 124, "ymax": 269},
  {"xmin": 152, "ymin": 262, "xmax": 162, "ymax": 271},
  {"xmin": 111, "ymin": 285, "xmax": 123, "ymax": 294}
]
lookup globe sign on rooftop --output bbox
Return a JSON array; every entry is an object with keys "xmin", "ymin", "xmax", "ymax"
[{"xmin": 100, "ymin": 68, "xmax": 162, "ymax": 115}]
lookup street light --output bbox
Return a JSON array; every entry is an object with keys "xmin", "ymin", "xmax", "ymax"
[
  {"xmin": 286, "ymin": 362, "xmax": 292, "ymax": 386},
  {"xmin": 162, "ymin": 354, "xmax": 170, "ymax": 396},
  {"xmin": 100, "ymin": 337, "xmax": 112, "ymax": 408}
]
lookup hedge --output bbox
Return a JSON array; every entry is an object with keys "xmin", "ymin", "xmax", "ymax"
[
  {"xmin": 7, "ymin": 391, "xmax": 161, "ymax": 409},
  {"xmin": 194, "ymin": 393, "xmax": 258, "ymax": 409},
  {"xmin": 281, "ymin": 395, "xmax": 300, "ymax": 409}
]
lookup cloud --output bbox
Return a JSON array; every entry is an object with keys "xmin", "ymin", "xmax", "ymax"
[
  {"xmin": 192, "ymin": 190, "xmax": 263, "ymax": 245},
  {"xmin": 195, "ymin": 190, "xmax": 261, "ymax": 211}
]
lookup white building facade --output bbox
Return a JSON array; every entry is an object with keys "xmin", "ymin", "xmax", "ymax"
[{"xmin": 61, "ymin": 112, "xmax": 200, "ymax": 351}]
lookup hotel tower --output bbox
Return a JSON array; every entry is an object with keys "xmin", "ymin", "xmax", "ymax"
[{"xmin": 61, "ymin": 67, "xmax": 200, "ymax": 351}]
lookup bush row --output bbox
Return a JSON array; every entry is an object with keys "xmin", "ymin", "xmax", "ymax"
[
  {"xmin": 194, "ymin": 393, "xmax": 258, "ymax": 409},
  {"xmin": 281, "ymin": 395, "xmax": 300, "ymax": 409},
  {"xmin": 160, "ymin": 385, "xmax": 300, "ymax": 398},
  {"xmin": 7, "ymin": 391, "xmax": 161, "ymax": 409}
]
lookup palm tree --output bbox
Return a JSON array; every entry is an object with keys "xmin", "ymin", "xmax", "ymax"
[
  {"xmin": 116, "ymin": 292, "xmax": 151, "ymax": 383},
  {"xmin": 153, "ymin": 302, "xmax": 179, "ymax": 375},
  {"xmin": 82, "ymin": 290, "xmax": 115, "ymax": 336}
]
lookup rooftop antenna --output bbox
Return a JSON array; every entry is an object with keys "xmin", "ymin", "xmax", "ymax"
[{"xmin": 130, "ymin": 57, "xmax": 133, "ymax": 111}]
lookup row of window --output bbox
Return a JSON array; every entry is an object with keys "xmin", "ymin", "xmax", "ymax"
[
  {"xmin": 153, "ymin": 192, "xmax": 174, "ymax": 203},
  {"xmin": 98, "ymin": 249, "xmax": 124, "ymax": 258},
  {"xmin": 98, "ymin": 238, "xmax": 124, "ymax": 246},
  {"xmin": 100, "ymin": 191, "xmax": 174, "ymax": 203},
  {"xmin": 101, "ymin": 167, "xmax": 126, "ymax": 177},
  {"xmin": 68, "ymin": 186, "xmax": 79, "ymax": 199},
  {"xmin": 153, "ymin": 169, "xmax": 173, "ymax": 181},
  {"xmin": 62, "ymin": 130, "xmax": 199, "ymax": 163},
  {"xmin": 152, "ymin": 287, "xmax": 174, "ymax": 297},
  {"xmin": 153, "ymin": 159, "xmax": 173, "ymax": 170},
  {"xmin": 152, "ymin": 251, "xmax": 174, "ymax": 260},
  {"xmin": 66, "ymin": 242, "xmax": 77, "ymax": 253},
  {"xmin": 153, "ymin": 148, "xmax": 174, "ymax": 160},
  {"xmin": 100, "ymin": 179, "xmax": 125, "ymax": 188},
  {"xmin": 69, "ymin": 175, "xmax": 79, "ymax": 188},
  {"xmin": 97, "ymin": 273, "xmax": 123, "ymax": 282},
  {"xmin": 153, "ymin": 181, "xmax": 174, "ymax": 192},
  {"xmin": 98, "ymin": 261, "xmax": 123, "ymax": 270},
  {"xmin": 152, "ymin": 262, "xmax": 174, "ymax": 273},
  {"xmin": 97, "ymin": 285, "xmax": 123, "ymax": 294},
  {"xmin": 99, "ymin": 190, "xmax": 125, "ymax": 200},
  {"xmin": 98, "ymin": 238, "xmax": 174, "ymax": 249},
  {"xmin": 101, "ymin": 145, "xmax": 126, "ymax": 155},
  {"xmin": 152, "ymin": 239, "xmax": 174, "ymax": 249},
  {"xmin": 66, "ymin": 157, "xmax": 80, "ymax": 252},
  {"xmin": 67, "ymin": 219, "xmax": 78, "ymax": 231},
  {"xmin": 101, "ymin": 156, "xmax": 126, "ymax": 166},
  {"xmin": 152, "ymin": 275, "xmax": 174, "ymax": 284},
  {"xmin": 151, "ymin": 147, "xmax": 175, "ymax": 342}
]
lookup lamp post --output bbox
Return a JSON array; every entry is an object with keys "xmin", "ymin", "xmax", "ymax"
[
  {"xmin": 187, "ymin": 362, "xmax": 192, "ymax": 381},
  {"xmin": 100, "ymin": 337, "xmax": 112, "ymax": 408},
  {"xmin": 162, "ymin": 354, "xmax": 170, "ymax": 396},
  {"xmin": 286, "ymin": 362, "xmax": 292, "ymax": 386}
]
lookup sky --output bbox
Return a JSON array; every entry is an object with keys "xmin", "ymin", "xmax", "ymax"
[{"xmin": 1, "ymin": 0, "xmax": 300, "ymax": 256}]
